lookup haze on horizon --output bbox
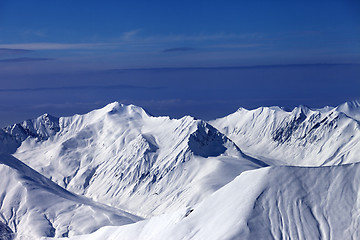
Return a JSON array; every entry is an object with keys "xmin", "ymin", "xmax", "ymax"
[{"xmin": 0, "ymin": 0, "xmax": 359, "ymax": 127}]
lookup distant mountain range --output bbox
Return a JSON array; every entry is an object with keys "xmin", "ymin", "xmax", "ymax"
[
  {"xmin": 0, "ymin": 100, "xmax": 359, "ymax": 239},
  {"xmin": 211, "ymin": 100, "xmax": 360, "ymax": 166}
]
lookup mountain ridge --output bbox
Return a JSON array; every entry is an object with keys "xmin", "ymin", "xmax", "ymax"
[
  {"xmin": 211, "ymin": 100, "xmax": 360, "ymax": 166},
  {"xmin": 11, "ymin": 102, "xmax": 264, "ymax": 218},
  {"xmin": 1, "ymin": 100, "xmax": 359, "ymax": 239}
]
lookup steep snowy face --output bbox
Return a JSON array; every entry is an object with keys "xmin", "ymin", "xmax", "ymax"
[
  {"xmin": 211, "ymin": 102, "xmax": 360, "ymax": 166},
  {"xmin": 4, "ymin": 113, "xmax": 60, "ymax": 142},
  {"xmin": 13, "ymin": 102, "xmax": 263, "ymax": 217},
  {"xmin": 188, "ymin": 122, "xmax": 227, "ymax": 157},
  {"xmin": 0, "ymin": 153, "xmax": 140, "ymax": 240},
  {"xmin": 67, "ymin": 162, "xmax": 360, "ymax": 240},
  {"xmin": 0, "ymin": 113, "xmax": 60, "ymax": 155}
]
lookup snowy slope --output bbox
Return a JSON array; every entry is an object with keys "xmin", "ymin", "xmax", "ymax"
[
  {"xmin": 0, "ymin": 153, "xmax": 140, "ymax": 240},
  {"xmin": 12, "ymin": 102, "xmax": 265, "ymax": 217},
  {"xmin": 336, "ymin": 100, "xmax": 360, "ymax": 121},
  {"xmin": 2, "ymin": 101, "xmax": 359, "ymax": 240},
  {"xmin": 211, "ymin": 101, "xmax": 360, "ymax": 166},
  {"xmin": 61, "ymin": 162, "xmax": 360, "ymax": 240}
]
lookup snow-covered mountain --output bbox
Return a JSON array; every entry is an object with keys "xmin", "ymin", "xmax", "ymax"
[
  {"xmin": 0, "ymin": 100, "xmax": 359, "ymax": 240},
  {"xmin": 11, "ymin": 102, "xmax": 265, "ymax": 218},
  {"xmin": 0, "ymin": 153, "xmax": 140, "ymax": 239},
  {"xmin": 336, "ymin": 100, "xmax": 360, "ymax": 121},
  {"xmin": 3, "ymin": 113, "xmax": 60, "ymax": 143},
  {"xmin": 64, "ymin": 162, "xmax": 360, "ymax": 240},
  {"xmin": 211, "ymin": 100, "xmax": 360, "ymax": 166},
  {"xmin": 0, "ymin": 113, "xmax": 60, "ymax": 154}
]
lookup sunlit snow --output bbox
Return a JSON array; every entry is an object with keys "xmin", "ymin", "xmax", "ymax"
[{"xmin": 0, "ymin": 100, "xmax": 359, "ymax": 240}]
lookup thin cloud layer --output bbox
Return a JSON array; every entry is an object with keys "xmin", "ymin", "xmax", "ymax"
[
  {"xmin": 107, "ymin": 63, "xmax": 357, "ymax": 73},
  {"xmin": 163, "ymin": 47, "xmax": 195, "ymax": 53},
  {"xmin": 0, "ymin": 43, "xmax": 110, "ymax": 50},
  {"xmin": 0, "ymin": 84, "xmax": 161, "ymax": 92},
  {"xmin": 0, "ymin": 57, "xmax": 54, "ymax": 63},
  {"xmin": 0, "ymin": 48, "xmax": 32, "ymax": 56}
]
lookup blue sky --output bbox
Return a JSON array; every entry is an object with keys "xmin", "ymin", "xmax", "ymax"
[{"xmin": 0, "ymin": 0, "xmax": 359, "ymax": 126}]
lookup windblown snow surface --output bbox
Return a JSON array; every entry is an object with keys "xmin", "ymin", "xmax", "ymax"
[
  {"xmin": 57, "ymin": 163, "xmax": 360, "ymax": 240},
  {"xmin": 0, "ymin": 100, "xmax": 359, "ymax": 239}
]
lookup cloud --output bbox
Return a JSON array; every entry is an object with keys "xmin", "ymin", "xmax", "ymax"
[
  {"xmin": 0, "ymin": 48, "xmax": 32, "ymax": 56},
  {"xmin": 22, "ymin": 29, "xmax": 47, "ymax": 38},
  {"xmin": 0, "ymin": 84, "xmax": 161, "ymax": 93},
  {"xmin": 142, "ymin": 32, "xmax": 264, "ymax": 43},
  {"xmin": 0, "ymin": 57, "xmax": 54, "ymax": 63},
  {"xmin": 107, "ymin": 63, "xmax": 358, "ymax": 73},
  {"xmin": 122, "ymin": 29, "xmax": 142, "ymax": 41},
  {"xmin": 0, "ymin": 43, "xmax": 110, "ymax": 50},
  {"xmin": 208, "ymin": 43, "xmax": 264, "ymax": 49},
  {"xmin": 163, "ymin": 47, "xmax": 195, "ymax": 53},
  {"xmin": 0, "ymin": 32, "xmax": 263, "ymax": 53}
]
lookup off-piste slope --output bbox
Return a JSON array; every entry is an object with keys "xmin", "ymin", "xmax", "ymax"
[
  {"xmin": 63, "ymin": 162, "xmax": 360, "ymax": 240},
  {"xmin": 0, "ymin": 153, "xmax": 140, "ymax": 240},
  {"xmin": 211, "ymin": 100, "xmax": 360, "ymax": 166},
  {"xmin": 12, "ymin": 102, "xmax": 265, "ymax": 217}
]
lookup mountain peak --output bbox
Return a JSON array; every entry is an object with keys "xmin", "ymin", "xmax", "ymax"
[
  {"xmin": 39, "ymin": 112, "xmax": 59, "ymax": 123},
  {"xmin": 188, "ymin": 121, "xmax": 228, "ymax": 157},
  {"xmin": 101, "ymin": 102, "xmax": 151, "ymax": 117},
  {"xmin": 3, "ymin": 112, "xmax": 60, "ymax": 143},
  {"xmin": 336, "ymin": 99, "xmax": 360, "ymax": 121},
  {"xmin": 105, "ymin": 101, "xmax": 123, "ymax": 108},
  {"xmin": 292, "ymin": 105, "xmax": 311, "ymax": 114},
  {"xmin": 236, "ymin": 107, "xmax": 246, "ymax": 112}
]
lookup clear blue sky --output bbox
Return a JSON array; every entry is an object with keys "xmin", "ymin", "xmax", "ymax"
[{"xmin": 0, "ymin": 0, "xmax": 359, "ymax": 126}]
